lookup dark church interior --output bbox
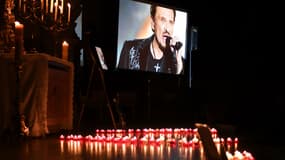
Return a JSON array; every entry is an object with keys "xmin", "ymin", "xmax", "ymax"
[{"xmin": 0, "ymin": 0, "xmax": 283, "ymax": 159}]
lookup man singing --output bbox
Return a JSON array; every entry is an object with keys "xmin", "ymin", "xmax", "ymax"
[{"xmin": 118, "ymin": 4, "xmax": 184, "ymax": 74}]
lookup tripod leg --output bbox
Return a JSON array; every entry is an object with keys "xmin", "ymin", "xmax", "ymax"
[
  {"xmin": 77, "ymin": 62, "xmax": 95, "ymax": 129},
  {"xmin": 99, "ymin": 68, "xmax": 117, "ymax": 129}
]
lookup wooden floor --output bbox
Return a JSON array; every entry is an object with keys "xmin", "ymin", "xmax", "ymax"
[{"xmin": 0, "ymin": 135, "xmax": 204, "ymax": 160}]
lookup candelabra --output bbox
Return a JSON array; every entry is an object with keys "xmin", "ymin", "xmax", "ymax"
[
  {"xmin": 17, "ymin": 0, "xmax": 71, "ymax": 30},
  {"xmin": 16, "ymin": 0, "xmax": 73, "ymax": 55}
]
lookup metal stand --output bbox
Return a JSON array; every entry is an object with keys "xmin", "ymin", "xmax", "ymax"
[{"xmin": 77, "ymin": 32, "xmax": 124, "ymax": 129}]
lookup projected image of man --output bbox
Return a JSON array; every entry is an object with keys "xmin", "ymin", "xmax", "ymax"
[{"xmin": 118, "ymin": 4, "xmax": 184, "ymax": 74}]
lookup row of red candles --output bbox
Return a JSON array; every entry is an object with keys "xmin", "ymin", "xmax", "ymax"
[
  {"xmin": 59, "ymin": 128, "xmax": 254, "ymax": 159},
  {"xmin": 59, "ymin": 128, "xmax": 238, "ymax": 147}
]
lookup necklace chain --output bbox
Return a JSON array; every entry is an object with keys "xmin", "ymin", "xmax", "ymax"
[{"xmin": 151, "ymin": 42, "xmax": 160, "ymax": 59}]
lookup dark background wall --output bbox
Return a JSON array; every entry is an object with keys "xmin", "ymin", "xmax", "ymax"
[{"xmin": 79, "ymin": 0, "xmax": 283, "ymax": 138}]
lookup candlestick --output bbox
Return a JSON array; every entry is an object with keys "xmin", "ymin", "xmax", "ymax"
[
  {"xmin": 67, "ymin": 3, "xmax": 71, "ymax": 23},
  {"xmin": 62, "ymin": 41, "xmax": 69, "ymax": 60}
]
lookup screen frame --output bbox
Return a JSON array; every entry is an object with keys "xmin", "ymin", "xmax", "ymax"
[{"xmin": 115, "ymin": 0, "xmax": 191, "ymax": 77}]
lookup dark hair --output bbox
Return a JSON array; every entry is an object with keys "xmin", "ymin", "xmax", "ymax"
[{"xmin": 150, "ymin": 4, "xmax": 176, "ymax": 21}]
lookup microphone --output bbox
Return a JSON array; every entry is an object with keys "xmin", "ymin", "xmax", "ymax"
[
  {"xmin": 165, "ymin": 36, "xmax": 182, "ymax": 74},
  {"xmin": 165, "ymin": 36, "xmax": 183, "ymax": 50},
  {"xmin": 173, "ymin": 41, "xmax": 183, "ymax": 50}
]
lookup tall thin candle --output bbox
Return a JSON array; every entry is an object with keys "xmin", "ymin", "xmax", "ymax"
[
  {"xmin": 67, "ymin": 3, "xmax": 71, "ymax": 23},
  {"xmin": 60, "ymin": 0, "xmax": 64, "ymax": 14},
  {"xmin": 62, "ymin": 41, "xmax": 69, "ymax": 60},
  {"xmin": 56, "ymin": 0, "xmax": 59, "ymax": 11},
  {"xmin": 23, "ymin": 0, "xmax": 26, "ymax": 14},
  {"xmin": 46, "ymin": 0, "xmax": 49, "ymax": 13},
  {"xmin": 50, "ymin": 0, "xmax": 54, "ymax": 13},
  {"xmin": 41, "ymin": 0, "xmax": 44, "ymax": 10},
  {"xmin": 15, "ymin": 21, "xmax": 24, "ymax": 42},
  {"xmin": 54, "ymin": 2, "xmax": 58, "ymax": 21}
]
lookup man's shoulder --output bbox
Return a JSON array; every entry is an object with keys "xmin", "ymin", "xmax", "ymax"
[
  {"xmin": 123, "ymin": 38, "xmax": 149, "ymax": 46},
  {"xmin": 123, "ymin": 36, "xmax": 152, "ymax": 47}
]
